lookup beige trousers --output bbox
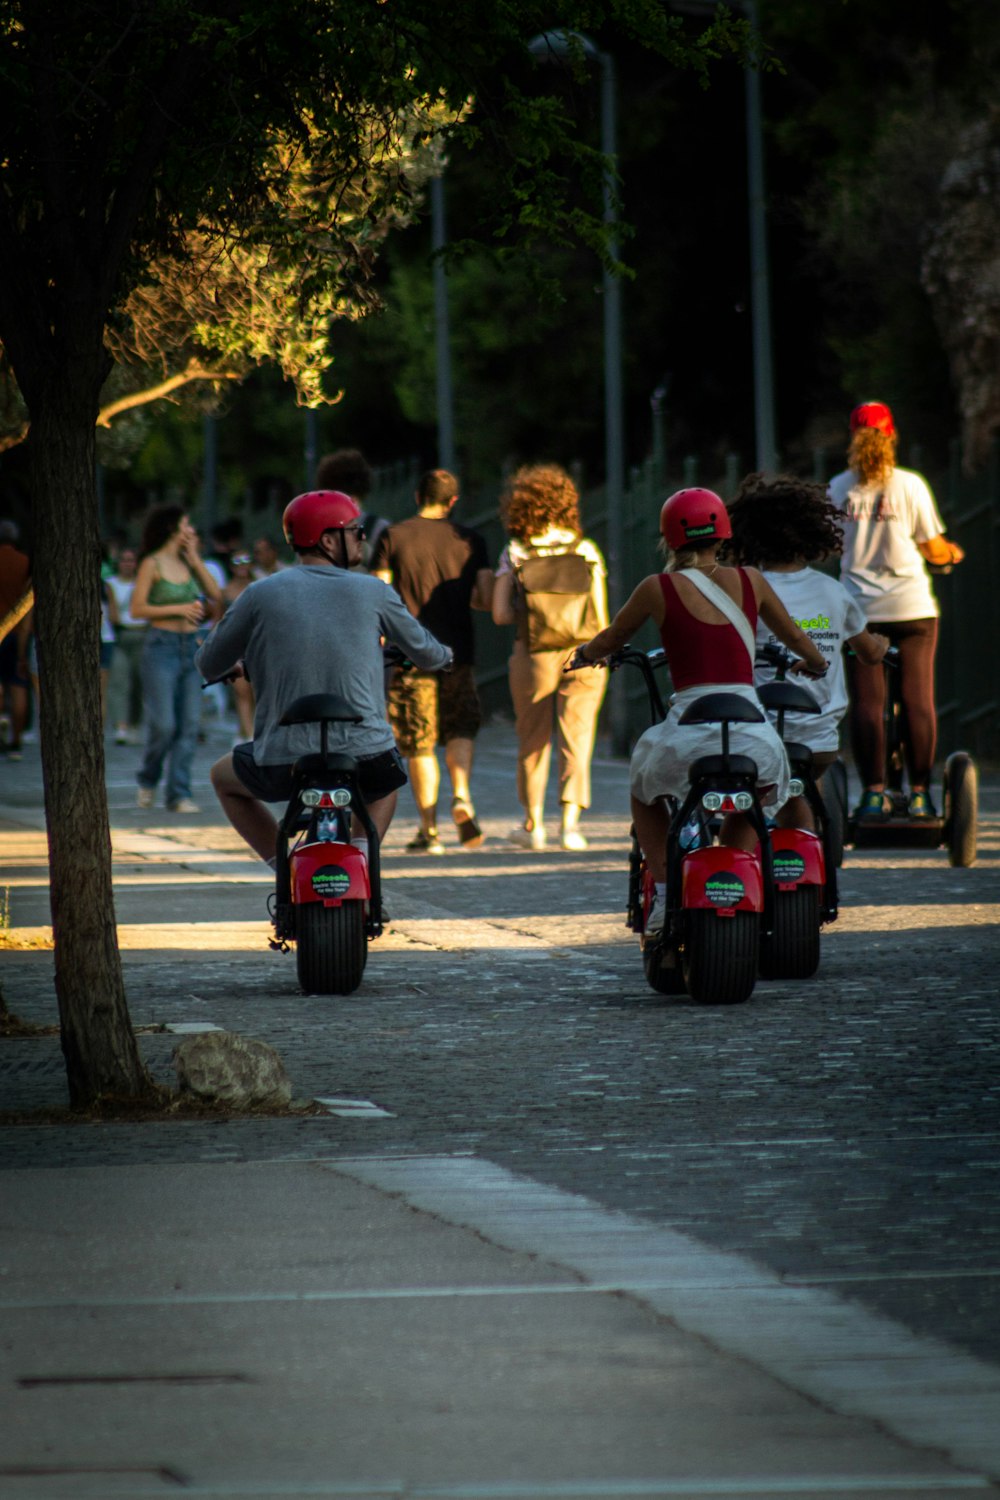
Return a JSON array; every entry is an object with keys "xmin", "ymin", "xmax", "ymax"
[{"xmin": 508, "ymin": 641, "xmax": 607, "ymax": 812}]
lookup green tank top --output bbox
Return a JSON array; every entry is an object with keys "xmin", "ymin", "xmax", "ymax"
[{"xmin": 148, "ymin": 572, "xmax": 200, "ymax": 606}]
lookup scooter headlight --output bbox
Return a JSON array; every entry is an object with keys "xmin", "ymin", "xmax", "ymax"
[
  {"xmin": 702, "ymin": 792, "xmax": 723, "ymax": 812},
  {"xmin": 733, "ymin": 792, "xmax": 754, "ymax": 812},
  {"xmin": 301, "ymin": 789, "xmax": 322, "ymax": 807},
  {"xmin": 331, "ymin": 788, "xmax": 351, "ymax": 807},
  {"xmin": 788, "ymin": 778, "xmax": 805, "ymax": 797}
]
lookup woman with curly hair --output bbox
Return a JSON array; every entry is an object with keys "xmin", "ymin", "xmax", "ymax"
[
  {"xmin": 828, "ymin": 402, "xmax": 962, "ymax": 821},
  {"xmin": 727, "ymin": 472, "xmax": 888, "ymax": 830},
  {"xmin": 492, "ymin": 463, "xmax": 608, "ymax": 849}
]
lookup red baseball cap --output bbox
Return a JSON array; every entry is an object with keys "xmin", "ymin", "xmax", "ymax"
[{"xmin": 850, "ymin": 401, "xmax": 895, "ymax": 436}]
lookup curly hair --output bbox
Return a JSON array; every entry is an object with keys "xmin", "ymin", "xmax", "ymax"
[
  {"xmin": 501, "ymin": 463, "xmax": 581, "ymax": 541},
  {"xmin": 139, "ymin": 504, "xmax": 186, "ymax": 561},
  {"xmin": 724, "ymin": 473, "xmax": 844, "ymax": 567},
  {"xmin": 848, "ymin": 427, "xmax": 896, "ymax": 486}
]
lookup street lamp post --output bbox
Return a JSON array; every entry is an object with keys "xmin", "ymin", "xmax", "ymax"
[
  {"xmin": 430, "ymin": 174, "xmax": 457, "ymax": 472},
  {"xmin": 743, "ymin": 0, "xmax": 777, "ymax": 473},
  {"xmin": 527, "ymin": 30, "xmax": 627, "ymax": 751}
]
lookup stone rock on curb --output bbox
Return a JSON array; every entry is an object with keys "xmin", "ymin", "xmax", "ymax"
[{"xmin": 173, "ymin": 1031, "xmax": 293, "ymax": 1108}]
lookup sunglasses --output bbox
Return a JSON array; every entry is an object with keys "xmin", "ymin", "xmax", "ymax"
[{"xmin": 342, "ymin": 525, "xmax": 367, "ymax": 540}]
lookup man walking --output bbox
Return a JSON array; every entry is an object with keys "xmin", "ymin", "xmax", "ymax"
[{"xmin": 372, "ymin": 469, "xmax": 493, "ymax": 852}]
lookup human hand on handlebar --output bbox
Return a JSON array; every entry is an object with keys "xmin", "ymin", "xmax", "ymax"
[
  {"xmin": 564, "ymin": 645, "xmax": 599, "ymax": 672},
  {"xmin": 789, "ymin": 656, "xmax": 829, "ymax": 680}
]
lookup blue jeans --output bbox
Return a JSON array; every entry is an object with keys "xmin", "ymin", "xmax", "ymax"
[{"xmin": 137, "ymin": 629, "xmax": 203, "ymax": 805}]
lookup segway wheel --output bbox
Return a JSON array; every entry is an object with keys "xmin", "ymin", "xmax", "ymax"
[
  {"xmin": 683, "ymin": 910, "xmax": 758, "ymax": 1005},
  {"xmin": 820, "ymin": 760, "xmax": 848, "ymax": 867},
  {"xmin": 759, "ymin": 885, "xmax": 821, "ymax": 980},
  {"xmin": 642, "ymin": 938, "xmax": 687, "ymax": 995},
  {"xmin": 944, "ymin": 752, "xmax": 978, "ymax": 868},
  {"xmin": 296, "ymin": 901, "xmax": 367, "ymax": 995}
]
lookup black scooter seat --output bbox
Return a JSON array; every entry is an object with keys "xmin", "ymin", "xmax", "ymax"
[
  {"xmin": 688, "ymin": 753, "xmax": 759, "ymax": 783},
  {"xmin": 678, "ymin": 692, "xmax": 764, "ymax": 726},
  {"xmin": 293, "ymin": 751, "xmax": 358, "ymax": 777},
  {"xmin": 757, "ymin": 680, "xmax": 821, "ymax": 715},
  {"xmin": 280, "ymin": 693, "xmax": 362, "ymax": 727}
]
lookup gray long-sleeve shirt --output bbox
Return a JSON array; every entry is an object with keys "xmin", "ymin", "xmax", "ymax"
[{"xmin": 195, "ymin": 563, "xmax": 452, "ymax": 764}]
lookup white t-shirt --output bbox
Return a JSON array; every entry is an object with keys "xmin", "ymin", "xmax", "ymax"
[
  {"xmin": 755, "ymin": 567, "xmax": 867, "ymax": 751},
  {"xmin": 106, "ymin": 574, "xmax": 145, "ymax": 628},
  {"xmin": 828, "ymin": 466, "xmax": 946, "ymax": 621}
]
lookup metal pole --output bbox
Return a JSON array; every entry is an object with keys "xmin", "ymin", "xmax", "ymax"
[
  {"xmin": 744, "ymin": 0, "xmax": 777, "ymax": 473},
  {"xmin": 599, "ymin": 49, "xmax": 628, "ymax": 753},
  {"xmin": 431, "ymin": 175, "xmax": 456, "ymax": 471},
  {"xmin": 304, "ymin": 408, "xmax": 319, "ymax": 488},
  {"xmin": 201, "ymin": 415, "xmax": 217, "ymax": 535}
]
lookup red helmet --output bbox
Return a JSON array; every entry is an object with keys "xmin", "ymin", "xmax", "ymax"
[
  {"xmin": 850, "ymin": 401, "xmax": 895, "ymax": 436},
  {"xmin": 660, "ymin": 488, "xmax": 732, "ymax": 551},
  {"xmin": 282, "ymin": 490, "xmax": 361, "ymax": 549}
]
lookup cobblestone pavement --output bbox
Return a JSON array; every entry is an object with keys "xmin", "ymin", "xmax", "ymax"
[{"xmin": 2, "ymin": 721, "xmax": 999, "ymax": 1368}]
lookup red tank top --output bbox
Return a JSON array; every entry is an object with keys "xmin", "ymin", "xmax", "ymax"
[{"xmin": 658, "ymin": 568, "xmax": 758, "ymax": 691}]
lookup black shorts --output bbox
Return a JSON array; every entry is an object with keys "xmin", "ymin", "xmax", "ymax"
[{"xmin": 232, "ymin": 742, "xmax": 407, "ymax": 805}]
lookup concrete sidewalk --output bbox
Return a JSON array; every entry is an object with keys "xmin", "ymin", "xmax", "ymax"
[{"xmin": 1, "ymin": 725, "xmax": 999, "ymax": 1497}]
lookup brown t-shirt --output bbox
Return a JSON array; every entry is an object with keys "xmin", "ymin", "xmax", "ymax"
[{"xmin": 371, "ymin": 515, "xmax": 489, "ymax": 666}]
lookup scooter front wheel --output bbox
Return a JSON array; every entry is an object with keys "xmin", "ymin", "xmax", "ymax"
[
  {"xmin": 296, "ymin": 901, "xmax": 367, "ymax": 995},
  {"xmin": 683, "ymin": 910, "xmax": 758, "ymax": 1005}
]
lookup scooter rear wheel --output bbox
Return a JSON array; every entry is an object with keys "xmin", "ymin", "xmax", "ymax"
[
  {"xmin": 759, "ymin": 885, "xmax": 821, "ymax": 980},
  {"xmin": 683, "ymin": 910, "xmax": 758, "ymax": 1005},
  {"xmin": 820, "ymin": 760, "xmax": 848, "ymax": 868},
  {"xmin": 297, "ymin": 901, "xmax": 367, "ymax": 995}
]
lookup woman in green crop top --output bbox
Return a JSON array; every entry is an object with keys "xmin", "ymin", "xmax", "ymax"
[{"xmin": 131, "ymin": 505, "xmax": 223, "ymax": 813}]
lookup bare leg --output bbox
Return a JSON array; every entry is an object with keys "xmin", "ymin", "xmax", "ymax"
[
  {"xmin": 444, "ymin": 736, "xmax": 474, "ymax": 806},
  {"xmin": 775, "ymin": 795, "xmax": 815, "ymax": 832},
  {"xmin": 210, "ymin": 753, "xmax": 280, "ymax": 861},
  {"xmin": 719, "ymin": 812, "xmax": 758, "ymax": 851},
  {"xmin": 631, "ymin": 794, "xmax": 669, "ymax": 883},
  {"xmin": 354, "ymin": 790, "xmax": 397, "ymax": 845},
  {"xmin": 407, "ymin": 752, "xmax": 440, "ymax": 834}
]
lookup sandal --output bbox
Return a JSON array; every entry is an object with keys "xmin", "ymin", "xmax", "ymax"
[{"xmin": 451, "ymin": 797, "xmax": 485, "ymax": 848}]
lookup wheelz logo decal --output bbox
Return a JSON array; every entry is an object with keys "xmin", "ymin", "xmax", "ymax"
[
  {"xmin": 704, "ymin": 873, "xmax": 745, "ymax": 907},
  {"xmin": 772, "ymin": 851, "xmax": 805, "ymax": 883},
  {"xmin": 312, "ymin": 866, "xmax": 351, "ymax": 898}
]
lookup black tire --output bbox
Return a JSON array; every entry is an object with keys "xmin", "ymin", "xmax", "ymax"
[
  {"xmin": 642, "ymin": 938, "xmax": 687, "ymax": 995},
  {"xmin": 820, "ymin": 760, "xmax": 848, "ymax": 867},
  {"xmin": 759, "ymin": 885, "xmax": 821, "ymax": 980},
  {"xmin": 682, "ymin": 910, "xmax": 759, "ymax": 1005},
  {"xmin": 296, "ymin": 901, "xmax": 367, "ymax": 995},
  {"xmin": 944, "ymin": 752, "xmax": 978, "ymax": 868}
]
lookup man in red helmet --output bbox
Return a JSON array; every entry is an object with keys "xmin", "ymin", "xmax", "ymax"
[{"xmin": 195, "ymin": 490, "xmax": 453, "ymax": 868}]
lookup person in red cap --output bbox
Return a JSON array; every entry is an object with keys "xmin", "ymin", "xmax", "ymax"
[
  {"xmin": 828, "ymin": 401, "xmax": 963, "ymax": 821},
  {"xmin": 570, "ymin": 487, "xmax": 827, "ymax": 936}
]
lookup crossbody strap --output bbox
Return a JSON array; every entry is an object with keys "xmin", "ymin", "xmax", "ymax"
[{"xmin": 678, "ymin": 568, "xmax": 756, "ymax": 666}]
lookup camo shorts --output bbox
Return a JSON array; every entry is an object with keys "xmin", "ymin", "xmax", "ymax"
[{"xmin": 388, "ymin": 663, "xmax": 481, "ymax": 756}]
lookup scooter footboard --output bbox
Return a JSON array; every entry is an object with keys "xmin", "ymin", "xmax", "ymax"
[
  {"xmin": 770, "ymin": 828, "xmax": 825, "ymax": 890},
  {"xmin": 291, "ymin": 842, "xmax": 370, "ymax": 906},
  {"xmin": 682, "ymin": 847, "xmax": 763, "ymax": 914}
]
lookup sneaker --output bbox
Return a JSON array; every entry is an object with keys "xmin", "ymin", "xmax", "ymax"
[
  {"xmin": 406, "ymin": 828, "xmax": 445, "ymax": 854},
  {"xmin": 168, "ymin": 798, "xmax": 201, "ymax": 814},
  {"xmin": 643, "ymin": 889, "xmax": 663, "ymax": 943},
  {"xmin": 451, "ymin": 798, "xmax": 485, "ymax": 848},
  {"xmin": 6, "ymin": 743, "xmax": 23, "ymax": 762},
  {"xmin": 136, "ymin": 786, "xmax": 155, "ymax": 809},
  {"xmin": 115, "ymin": 728, "xmax": 129, "ymax": 745},
  {"xmin": 559, "ymin": 828, "xmax": 588, "ymax": 851},
  {"xmin": 854, "ymin": 789, "xmax": 890, "ymax": 822},
  {"xmin": 509, "ymin": 824, "xmax": 546, "ymax": 850},
  {"xmin": 908, "ymin": 789, "xmax": 937, "ymax": 819}
]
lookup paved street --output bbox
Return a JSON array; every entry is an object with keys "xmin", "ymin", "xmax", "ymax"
[{"xmin": 1, "ymin": 718, "xmax": 999, "ymax": 1497}]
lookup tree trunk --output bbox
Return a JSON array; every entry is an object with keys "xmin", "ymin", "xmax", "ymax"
[{"xmin": 28, "ymin": 387, "xmax": 155, "ymax": 1108}]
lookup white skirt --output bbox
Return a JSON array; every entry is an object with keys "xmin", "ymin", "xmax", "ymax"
[{"xmin": 630, "ymin": 681, "xmax": 791, "ymax": 808}]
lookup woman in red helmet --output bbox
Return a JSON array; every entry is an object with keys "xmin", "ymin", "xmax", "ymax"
[
  {"xmin": 828, "ymin": 402, "xmax": 963, "ymax": 821},
  {"xmin": 573, "ymin": 488, "xmax": 827, "ymax": 933}
]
